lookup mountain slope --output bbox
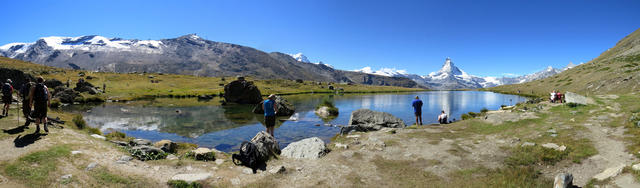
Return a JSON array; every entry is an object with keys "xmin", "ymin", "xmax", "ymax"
[
  {"xmin": 0, "ymin": 34, "xmax": 420, "ymax": 88},
  {"xmin": 490, "ymin": 28, "xmax": 640, "ymax": 96}
]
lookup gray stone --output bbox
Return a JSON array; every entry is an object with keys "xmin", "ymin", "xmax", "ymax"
[
  {"xmin": 71, "ymin": 150, "xmax": 82, "ymax": 155},
  {"xmin": 269, "ymin": 165, "xmax": 286, "ymax": 174},
  {"xmin": 250, "ymin": 131, "xmax": 281, "ymax": 161},
  {"xmin": 60, "ymin": 174, "xmax": 72, "ymax": 180},
  {"xmin": 346, "ymin": 135, "xmax": 361, "ymax": 139},
  {"xmin": 334, "ymin": 143, "xmax": 348, "ymax": 149},
  {"xmin": 171, "ymin": 173, "xmax": 213, "ymax": 182},
  {"xmin": 90, "ymin": 134, "xmax": 106, "ymax": 140},
  {"xmin": 130, "ymin": 138, "xmax": 152, "ymax": 146},
  {"xmin": 153, "ymin": 140, "xmax": 177, "ymax": 153},
  {"xmin": 554, "ymin": 173, "xmax": 573, "ymax": 188},
  {"xmin": 242, "ymin": 168, "xmax": 253, "ymax": 174},
  {"xmin": 86, "ymin": 162, "xmax": 98, "ymax": 171},
  {"xmin": 166, "ymin": 154, "xmax": 178, "ymax": 160},
  {"xmin": 565, "ymin": 92, "xmax": 588, "ymax": 105},
  {"xmin": 191, "ymin": 148, "xmax": 216, "ymax": 161},
  {"xmin": 341, "ymin": 109, "xmax": 405, "ymax": 134},
  {"xmin": 593, "ymin": 164, "xmax": 625, "ymax": 181},
  {"xmin": 281, "ymin": 137, "xmax": 328, "ymax": 159},
  {"xmin": 522, "ymin": 142, "xmax": 536, "ymax": 147},
  {"xmin": 542, "ymin": 143, "xmax": 566, "ymax": 151},
  {"xmin": 119, "ymin": 155, "xmax": 133, "ymax": 161},
  {"xmin": 632, "ymin": 163, "xmax": 640, "ymax": 171},
  {"xmin": 252, "ymin": 96, "xmax": 295, "ymax": 116}
]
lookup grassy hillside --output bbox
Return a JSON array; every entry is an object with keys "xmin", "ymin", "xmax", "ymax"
[
  {"xmin": 0, "ymin": 57, "xmax": 424, "ymax": 101},
  {"xmin": 487, "ymin": 28, "xmax": 640, "ymax": 96}
]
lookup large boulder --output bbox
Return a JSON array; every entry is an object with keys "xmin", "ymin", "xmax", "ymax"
[
  {"xmin": 564, "ymin": 92, "xmax": 588, "ymax": 105},
  {"xmin": 554, "ymin": 173, "xmax": 574, "ymax": 188},
  {"xmin": 190, "ymin": 147, "xmax": 216, "ymax": 161},
  {"xmin": 53, "ymin": 86, "xmax": 79, "ymax": 103},
  {"xmin": 74, "ymin": 78, "xmax": 98, "ymax": 94},
  {"xmin": 281, "ymin": 137, "xmax": 328, "ymax": 159},
  {"xmin": 250, "ymin": 131, "xmax": 280, "ymax": 161},
  {"xmin": 223, "ymin": 79, "xmax": 262, "ymax": 104},
  {"xmin": 0, "ymin": 68, "xmax": 35, "ymax": 90},
  {"xmin": 129, "ymin": 138, "xmax": 152, "ymax": 146},
  {"xmin": 44, "ymin": 79, "xmax": 63, "ymax": 89},
  {"xmin": 252, "ymin": 96, "xmax": 295, "ymax": 116},
  {"xmin": 340, "ymin": 109, "xmax": 405, "ymax": 134},
  {"xmin": 154, "ymin": 140, "xmax": 177, "ymax": 153}
]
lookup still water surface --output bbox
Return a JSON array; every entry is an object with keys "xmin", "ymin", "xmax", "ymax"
[{"xmin": 70, "ymin": 91, "xmax": 526, "ymax": 152}]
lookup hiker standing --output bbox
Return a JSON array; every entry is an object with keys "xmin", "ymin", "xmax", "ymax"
[
  {"xmin": 20, "ymin": 82, "xmax": 35, "ymax": 124},
  {"xmin": 412, "ymin": 96, "xmax": 423, "ymax": 125},
  {"xmin": 438, "ymin": 110, "xmax": 448, "ymax": 124},
  {"xmin": 2, "ymin": 79, "xmax": 14, "ymax": 117},
  {"xmin": 29, "ymin": 77, "xmax": 51, "ymax": 133},
  {"xmin": 103, "ymin": 83, "xmax": 106, "ymax": 93},
  {"xmin": 262, "ymin": 94, "xmax": 278, "ymax": 137},
  {"xmin": 550, "ymin": 90, "xmax": 556, "ymax": 103}
]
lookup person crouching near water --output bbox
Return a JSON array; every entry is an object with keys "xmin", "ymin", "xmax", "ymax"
[
  {"xmin": 438, "ymin": 110, "xmax": 448, "ymax": 124},
  {"xmin": 412, "ymin": 96, "xmax": 423, "ymax": 125},
  {"xmin": 29, "ymin": 77, "xmax": 51, "ymax": 133},
  {"xmin": 262, "ymin": 94, "xmax": 278, "ymax": 137}
]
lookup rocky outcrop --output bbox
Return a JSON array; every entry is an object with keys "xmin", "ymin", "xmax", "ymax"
[
  {"xmin": 252, "ymin": 96, "xmax": 295, "ymax": 116},
  {"xmin": 281, "ymin": 137, "xmax": 328, "ymax": 159},
  {"xmin": 565, "ymin": 92, "xmax": 588, "ymax": 105},
  {"xmin": 190, "ymin": 148, "xmax": 216, "ymax": 161},
  {"xmin": 129, "ymin": 138, "xmax": 152, "ymax": 146},
  {"xmin": 250, "ymin": 131, "xmax": 280, "ymax": 161},
  {"xmin": 315, "ymin": 106, "xmax": 339, "ymax": 119},
  {"xmin": 223, "ymin": 79, "xmax": 262, "ymax": 104},
  {"xmin": 44, "ymin": 79, "xmax": 63, "ymax": 89},
  {"xmin": 340, "ymin": 109, "xmax": 405, "ymax": 134},
  {"xmin": 52, "ymin": 86, "xmax": 79, "ymax": 103},
  {"xmin": 74, "ymin": 78, "xmax": 99, "ymax": 94},
  {"xmin": 554, "ymin": 173, "xmax": 574, "ymax": 188},
  {"xmin": 0, "ymin": 68, "xmax": 35, "ymax": 90},
  {"xmin": 154, "ymin": 140, "xmax": 177, "ymax": 153}
]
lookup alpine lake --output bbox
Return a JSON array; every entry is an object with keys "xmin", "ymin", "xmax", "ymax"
[{"xmin": 62, "ymin": 91, "xmax": 527, "ymax": 152}]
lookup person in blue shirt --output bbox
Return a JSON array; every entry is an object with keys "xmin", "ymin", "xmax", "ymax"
[
  {"xmin": 262, "ymin": 94, "xmax": 278, "ymax": 137},
  {"xmin": 412, "ymin": 96, "xmax": 423, "ymax": 125}
]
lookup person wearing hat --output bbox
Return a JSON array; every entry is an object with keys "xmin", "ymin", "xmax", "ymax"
[
  {"xmin": 29, "ymin": 76, "xmax": 51, "ymax": 133},
  {"xmin": 2, "ymin": 79, "xmax": 14, "ymax": 117},
  {"xmin": 262, "ymin": 94, "xmax": 278, "ymax": 137},
  {"xmin": 411, "ymin": 96, "xmax": 423, "ymax": 125}
]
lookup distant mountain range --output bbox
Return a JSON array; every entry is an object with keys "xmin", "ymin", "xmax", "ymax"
[
  {"xmin": 356, "ymin": 57, "xmax": 577, "ymax": 90},
  {"xmin": 0, "ymin": 34, "xmax": 419, "ymax": 88}
]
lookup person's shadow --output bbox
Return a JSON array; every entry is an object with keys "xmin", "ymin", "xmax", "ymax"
[
  {"xmin": 14, "ymin": 132, "xmax": 46, "ymax": 148},
  {"xmin": 2, "ymin": 122, "xmax": 30, "ymax": 135}
]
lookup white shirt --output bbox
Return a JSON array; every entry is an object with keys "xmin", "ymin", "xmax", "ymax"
[{"xmin": 439, "ymin": 113, "xmax": 448, "ymax": 120}]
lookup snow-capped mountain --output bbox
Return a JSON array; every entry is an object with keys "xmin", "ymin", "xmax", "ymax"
[
  {"xmin": 356, "ymin": 58, "xmax": 573, "ymax": 90},
  {"xmin": 289, "ymin": 53, "xmax": 310, "ymax": 63},
  {"xmin": 0, "ymin": 34, "xmax": 420, "ymax": 88}
]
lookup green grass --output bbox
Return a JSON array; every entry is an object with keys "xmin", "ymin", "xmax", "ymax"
[
  {"xmin": 89, "ymin": 167, "xmax": 152, "ymax": 187},
  {"xmin": 3, "ymin": 145, "xmax": 71, "ymax": 187}
]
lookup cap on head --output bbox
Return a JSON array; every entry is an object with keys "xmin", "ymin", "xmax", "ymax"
[
  {"xmin": 268, "ymin": 94, "xmax": 276, "ymax": 99},
  {"xmin": 6, "ymin": 79, "xmax": 11, "ymax": 83},
  {"xmin": 441, "ymin": 110, "xmax": 445, "ymax": 113},
  {"xmin": 37, "ymin": 76, "xmax": 44, "ymax": 83}
]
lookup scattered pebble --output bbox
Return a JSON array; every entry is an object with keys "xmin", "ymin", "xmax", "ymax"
[
  {"xmin": 334, "ymin": 143, "xmax": 348, "ymax": 149},
  {"xmin": 60, "ymin": 174, "xmax": 72, "ymax": 180},
  {"xmin": 86, "ymin": 162, "xmax": 98, "ymax": 171},
  {"xmin": 71, "ymin": 150, "xmax": 82, "ymax": 155},
  {"xmin": 119, "ymin": 155, "xmax": 133, "ymax": 161}
]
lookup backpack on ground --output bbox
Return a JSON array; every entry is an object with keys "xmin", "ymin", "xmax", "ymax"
[
  {"xmin": 2, "ymin": 83, "xmax": 11, "ymax": 96},
  {"xmin": 34, "ymin": 83, "xmax": 48, "ymax": 102},
  {"xmin": 232, "ymin": 141, "xmax": 260, "ymax": 169}
]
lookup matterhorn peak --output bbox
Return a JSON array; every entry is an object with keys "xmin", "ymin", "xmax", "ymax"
[{"xmin": 438, "ymin": 57, "xmax": 463, "ymax": 75}]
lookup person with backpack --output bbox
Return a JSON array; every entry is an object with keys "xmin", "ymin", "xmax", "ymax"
[
  {"xmin": 262, "ymin": 94, "xmax": 278, "ymax": 137},
  {"xmin": 2, "ymin": 79, "xmax": 14, "ymax": 117},
  {"xmin": 438, "ymin": 110, "xmax": 448, "ymax": 124},
  {"xmin": 20, "ymin": 82, "xmax": 35, "ymax": 123},
  {"xmin": 412, "ymin": 96, "xmax": 423, "ymax": 125},
  {"xmin": 29, "ymin": 77, "xmax": 51, "ymax": 133}
]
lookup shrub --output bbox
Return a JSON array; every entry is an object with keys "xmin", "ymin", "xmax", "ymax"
[
  {"xmin": 105, "ymin": 131, "xmax": 131, "ymax": 141},
  {"xmin": 468, "ymin": 112, "xmax": 478, "ymax": 118},
  {"xmin": 73, "ymin": 114, "xmax": 86, "ymax": 129},
  {"xmin": 480, "ymin": 108, "xmax": 489, "ymax": 113},
  {"xmin": 167, "ymin": 180, "xmax": 203, "ymax": 188},
  {"xmin": 87, "ymin": 127, "xmax": 102, "ymax": 135},
  {"xmin": 461, "ymin": 114, "xmax": 472, "ymax": 120},
  {"xmin": 128, "ymin": 148, "xmax": 168, "ymax": 161}
]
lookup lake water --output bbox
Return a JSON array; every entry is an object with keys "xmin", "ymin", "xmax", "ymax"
[{"xmin": 68, "ymin": 91, "xmax": 526, "ymax": 152}]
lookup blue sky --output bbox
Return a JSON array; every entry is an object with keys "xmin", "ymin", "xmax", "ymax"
[{"xmin": 1, "ymin": 0, "xmax": 639, "ymax": 77}]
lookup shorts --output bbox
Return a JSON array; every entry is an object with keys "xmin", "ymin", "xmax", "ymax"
[
  {"xmin": 2, "ymin": 96, "xmax": 11, "ymax": 104},
  {"xmin": 22, "ymin": 101, "xmax": 31, "ymax": 116},
  {"xmin": 265, "ymin": 115, "xmax": 276, "ymax": 127},
  {"xmin": 414, "ymin": 111, "xmax": 422, "ymax": 116},
  {"xmin": 32, "ymin": 101, "xmax": 47, "ymax": 119}
]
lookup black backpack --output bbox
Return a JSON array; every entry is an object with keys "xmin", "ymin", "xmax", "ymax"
[
  {"xmin": 33, "ymin": 83, "xmax": 48, "ymax": 102},
  {"xmin": 2, "ymin": 83, "xmax": 11, "ymax": 96},
  {"xmin": 232, "ymin": 141, "xmax": 259, "ymax": 170}
]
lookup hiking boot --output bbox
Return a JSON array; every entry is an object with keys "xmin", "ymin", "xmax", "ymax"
[
  {"xmin": 34, "ymin": 126, "xmax": 40, "ymax": 133},
  {"xmin": 44, "ymin": 125, "xmax": 49, "ymax": 133}
]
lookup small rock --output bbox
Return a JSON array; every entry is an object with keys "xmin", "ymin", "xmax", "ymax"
[
  {"xmin": 542, "ymin": 143, "xmax": 566, "ymax": 151},
  {"xmin": 231, "ymin": 178, "xmax": 240, "ymax": 185},
  {"xmin": 269, "ymin": 165, "xmax": 286, "ymax": 174},
  {"xmin": 346, "ymin": 135, "xmax": 361, "ymax": 139},
  {"xmin": 86, "ymin": 162, "xmax": 98, "ymax": 171},
  {"xmin": 119, "ymin": 155, "xmax": 133, "ymax": 161},
  {"xmin": 166, "ymin": 154, "xmax": 178, "ymax": 160},
  {"xmin": 632, "ymin": 164, "xmax": 640, "ymax": 171},
  {"xmin": 71, "ymin": 150, "xmax": 82, "ymax": 155},
  {"xmin": 90, "ymin": 134, "xmax": 106, "ymax": 140},
  {"xmin": 215, "ymin": 159, "xmax": 224, "ymax": 165},
  {"xmin": 334, "ymin": 143, "xmax": 348, "ymax": 149},
  {"xmin": 593, "ymin": 164, "xmax": 625, "ymax": 181},
  {"xmin": 171, "ymin": 173, "xmax": 213, "ymax": 182},
  {"xmin": 130, "ymin": 138, "xmax": 152, "ymax": 146},
  {"xmin": 554, "ymin": 173, "xmax": 573, "ymax": 188},
  {"xmin": 60, "ymin": 174, "xmax": 72, "ymax": 180},
  {"xmin": 115, "ymin": 160, "xmax": 128, "ymax": 164},
  {"xmin": 243, "ymin": 168, "xmax": 253, "ymax": 174}
]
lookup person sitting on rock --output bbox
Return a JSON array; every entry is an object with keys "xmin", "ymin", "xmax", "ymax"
[
  {"xmin": 262, "ymin": 94, "xmax": 278, "ymax": 137},
  {"xmin": 412, "ymin": 96, "xmax": 423, "ymax": 125},
  {"xmin": 438, "ymin": 110, "xmax": 448, "ymax": 124}
]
